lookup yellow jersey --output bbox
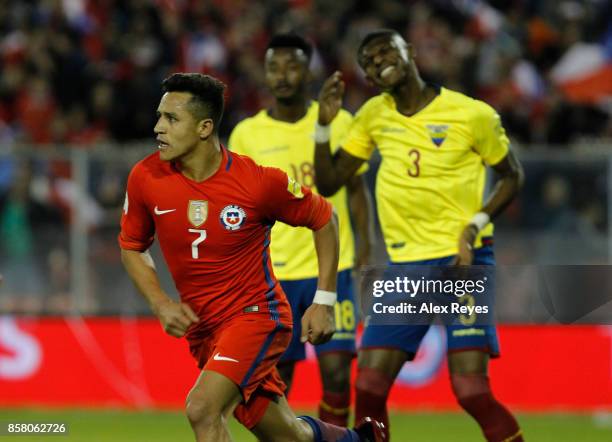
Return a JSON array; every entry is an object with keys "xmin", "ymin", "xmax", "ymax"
[
  {"xmin": 229, "ymin": 101, "xmax": 356, "ymax": 280},
  {"xmin": 343, "ymin": 87, "xmax": 509, "ymax": 262}
]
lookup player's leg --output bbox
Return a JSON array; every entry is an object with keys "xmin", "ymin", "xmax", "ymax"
[
  {"xmin": 251, "ymin": 394, "xmax": 384, "ymax": 442},
  {"xmin": 185, "ymin": 369, "xmax": 243, "ymax": 442},
  {"xmin": 315, "ymin": 270, "xmax": 357, "ymax": 426},
  {"xmin": 187, "ymin": 306, "xmax": 293, "ymax": 441},
  {"xmin": 277, "ymin": 278, "xmax": 310, "ymax": 395},
  {"xmin": 447, "ymin": 243, "xmax": 522, "ymax": 441},
  {"xmin": 316, "ymin": 352, "xmax": 353, "ymax": 426},
  {"xmin": 448, "ymin": 343, "xmax": 522, "ymax": 441},
  {"xmin": 276, "ymin": 361, "xmax": 296, "ymax": 393},
  {"xmin": 355, "ymin": 324, "xmax": 427, "ymax": 440}
]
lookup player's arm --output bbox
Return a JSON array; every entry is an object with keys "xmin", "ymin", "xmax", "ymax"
[
  {"xmin": 261, "ymin": 166, "xmax": 339, "ymax": 345},
  {"xmin": 120, "ymin": 249, "xmax": 198, "ymax": 338},
  {"xmin": 314, "ymin": 71, "xmax": 365, "ymax": 197},
  {"xmin": 456, "ymin": 149, "xmax": 524, "ymax": 265},
  {"xmin": 119, "ymin": 168, "xmax": 198, "ymax": 337},
  {"xmin": 347, "ymin": 174, "xmax": 374, "ymax": 268},
  {"xmin": 300, "ymin": 210, "xmax": 340, "ymax": 345}
]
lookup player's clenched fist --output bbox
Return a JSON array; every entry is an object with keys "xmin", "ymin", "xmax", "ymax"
[
  {"xmin": 317, "ymin": 71, "xmax": 345, "ymax": 126},
  {"xmin": 300, "ymin": 303, "xmax": 335, "ymax": 345},
  {"xmin": 154, "ymin": 299, "xmax": 199, "ymax": 338}
]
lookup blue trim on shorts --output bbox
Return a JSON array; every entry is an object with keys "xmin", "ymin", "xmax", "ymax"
[{"xmin": 240, "ymin": 322, "xmax": 283, "ymax": 388}]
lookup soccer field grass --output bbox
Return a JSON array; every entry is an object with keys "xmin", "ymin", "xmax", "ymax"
[{"xmin": 1, "ymin": 409, "xmax": 611, "ymax": 441}]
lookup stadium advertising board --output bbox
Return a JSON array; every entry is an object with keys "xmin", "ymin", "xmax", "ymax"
[{"xmin": 0, "ymin": 317, "xmax": 610, "ymax": 411}]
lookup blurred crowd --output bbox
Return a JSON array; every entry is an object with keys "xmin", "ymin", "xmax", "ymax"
[
  {"xmin": 0, "ymin": 0, "xmax": 610, "ymax": 146},
  {"xmin": 1, "ymin": 0, "xmax": 611, "ymax": 314}
]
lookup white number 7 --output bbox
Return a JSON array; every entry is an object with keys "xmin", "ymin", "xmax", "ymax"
[{"xmin": 189, "ymin": 229, "xmax": 207, "ymax": 259}]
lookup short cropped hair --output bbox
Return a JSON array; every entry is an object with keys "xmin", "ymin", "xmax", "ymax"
[
  {"xmin": 357, "ymin": 29, "xmax": 403, "ymax": 57},
  {"xmin": 266, "ymin": 33, "xmax": 313, "ymax": 61},
  {"xmin": 162, "ymin": 73, "xmax": 226, "ymax": 132}
]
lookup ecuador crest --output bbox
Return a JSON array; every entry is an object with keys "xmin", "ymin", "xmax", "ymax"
[
  {"xmin": 426, "ymin": 124, "xmax": 449, "ymax": 147},
  {"xmin": 188, "ymin": 200, "xmax": 208, "ymax": 227}
]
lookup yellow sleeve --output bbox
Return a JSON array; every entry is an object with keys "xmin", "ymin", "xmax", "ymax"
[
  {"xmin": 472, "ymin": 101, "xmax": 510, "ymax": 166},
  {"xmin": 342, "ymin": 103, "xmax": 376, "ymax": 161},
  {"xmin": 332, "ymin": 110, "xmax": 369, "ymax": 175}
]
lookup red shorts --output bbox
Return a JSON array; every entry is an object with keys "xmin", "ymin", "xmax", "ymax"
[{"xmin": 188, "ymin": 312, "xmax": 292, "ymax": 429}]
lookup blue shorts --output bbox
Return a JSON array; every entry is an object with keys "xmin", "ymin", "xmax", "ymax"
[
  {"xmin": 361, "ymin": 244, "xmax": 500, "ymax": 358},
  {"xmin": 279, "ymin": 269, "xmax": 357, "ymax": 362}
]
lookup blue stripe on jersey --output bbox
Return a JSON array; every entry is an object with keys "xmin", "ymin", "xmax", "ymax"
[
  {"xmin": 225, "ymin": 147, "xmax": 233, "ymax": 171},
  {"xmin": 261, "ymin": 225, "xmax": 279, "ymax": 322},
  {"xmin": 240, "ymin": 226, "xmax": 287, "ymax": 388},
  {"xmin": 240, "ymin": 226, "xmax": 286, "ymax": 388}
]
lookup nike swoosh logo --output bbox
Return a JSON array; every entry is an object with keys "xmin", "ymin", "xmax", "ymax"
[
  {"xmin": 213, "ymin": 352, "xmax": 239, "ymax": 363},
  {"xmin": 154, "ymin": 206, "xmax": 176, "ymax": 215}
]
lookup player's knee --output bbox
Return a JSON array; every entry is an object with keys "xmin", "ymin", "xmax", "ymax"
[
  {"xmin": 450, "ymin": 373, "xmax": 491, "ymax": 409},
  {"xmin": 320, "ymin": 360, "xmax": 350, "ymax": 392},
  {"xmin": 185, "ymin": 392, "xmax": 223, "ymax": 428},
  {"xmin": 355, "ymin": 366, "xmax": 393, "ymax": 399}
]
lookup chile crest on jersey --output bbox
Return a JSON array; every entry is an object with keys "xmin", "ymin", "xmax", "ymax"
[{"xmin": 219, "ymin": 204, "xmax": 247, "ymax": 231}]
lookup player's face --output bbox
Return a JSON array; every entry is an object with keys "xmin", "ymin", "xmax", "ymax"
[
  {"xmin": 264, "ymin": 47, "xmax": 309, "ymax": 100},
  {"xmin": 154, "ymin": 92, "xmax": 201, "ymax": 162},
  {"xmin": 359, "ymin": 35, "xmax": 412, "ymax": 91}
]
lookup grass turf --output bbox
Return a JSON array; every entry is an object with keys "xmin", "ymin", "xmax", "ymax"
[{"xmin": 0, "ymin": 409, "xmax": 611, "ymax": 441}]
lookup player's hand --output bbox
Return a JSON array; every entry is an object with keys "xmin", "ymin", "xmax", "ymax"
[
  {"xmin": 317, "ymin": 71, "xmax": 345, "ymax": 126},
  {"xmin": 454, "ymin": 224, "xmax": 479, "ymax": 266},
  {"xmin": 300, "ymin": 304, "xmax": 335, "ymax": 345},
  {"xmin": 154, "ymin": 299, "xmax": 199, "ymax": 338}
]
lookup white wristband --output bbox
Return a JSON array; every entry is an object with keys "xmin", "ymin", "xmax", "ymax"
[
  {"xmin": 314, "ymin": 123, "xmax": 331, "ymax": 143},
  {"xmin": 470, "ymin": 212, "xmax": 490, "ymax": 231},
  {"xmin": 313, "ymin": 289, "xmax": 337, "ymax": 306}
]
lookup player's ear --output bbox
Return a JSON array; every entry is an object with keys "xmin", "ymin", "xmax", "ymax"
[{"xmin": 198, "ymin": 118, "xmax": 214, "ymax": 140}]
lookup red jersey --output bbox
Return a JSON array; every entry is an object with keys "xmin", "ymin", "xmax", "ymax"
[{"xmin": 119, "ymin": 146, "xmax": 332, "ymax": 336}]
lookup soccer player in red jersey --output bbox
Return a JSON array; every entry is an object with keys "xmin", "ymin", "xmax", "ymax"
[{"xmin": 119, "ymin": 73, "xmax": 384, "ymax": 442}]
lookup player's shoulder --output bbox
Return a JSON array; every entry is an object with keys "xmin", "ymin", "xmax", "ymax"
[
  {"xmin": 357, "ymin": 94, "xmax": 391, "ymax": 116},
  {"xmin": 227, "ymin": 150, "xmax": 287, "ymax": 194},
  {"xmin": 229, "ymin": 111, "xmax": 268, "ymax": 150},
  {"xmin": 227, "ymin": 148, "xmax": 264, "ymax": 176},
  {"xmin": 336, "ymin": 108, "xmax": 353, "ymax": 123},
  {"xmin": 441, "ymin": 87, "xmax": 497, "ymax": 119},
  {"xmin": 231, "ymin": 109, "xmax": 268, "ymax": 134},
  {"xmin": 236, "ymin": 149, "xmax": 282, "ymax": 170}
]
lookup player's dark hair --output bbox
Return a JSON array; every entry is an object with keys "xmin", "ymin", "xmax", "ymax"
[
  {"xmin": 357, "ymin": 29, "xmax": 403, "ymax": 58},
  {"xmin": 266, "ymin": 33, "xmax": 313, "ymax": 61},
  {"xmin": 162, "ymin": 73, "xmax": 226, "ymax": 132}
]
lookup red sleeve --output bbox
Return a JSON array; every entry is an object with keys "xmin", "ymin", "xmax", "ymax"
[
  {"xmin": 259, "ymin": 166, "xmax": 332, "ymax": 230},
  {"xmin": 118, "ymin": 163, "xmax": 155, "ymax": 251}
]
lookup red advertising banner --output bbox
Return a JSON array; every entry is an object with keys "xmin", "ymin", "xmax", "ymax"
[{"xmin": 0, "ymin": 317, "xmax": 610, "ymax": 411}]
